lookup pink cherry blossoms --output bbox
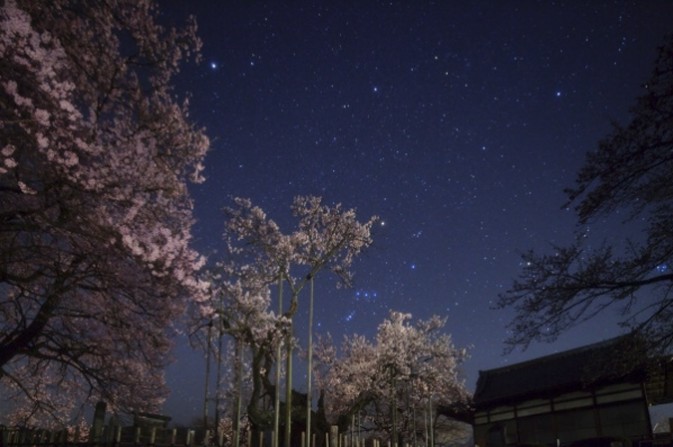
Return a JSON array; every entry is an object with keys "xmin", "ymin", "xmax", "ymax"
[
  {"xmin": 314, "ymin": 311, "xmax": 470, "ymax": 443},
  {"xmin": 221, "ymin": 195, "xmax": 378, "ymax": 314},
  {"xmin": 0, "ymin": 0, "xmax": 208, "ymax": 426},
  {"xmin": 196, "ymin": 196, "xmax": 377, "ymax": 435}
]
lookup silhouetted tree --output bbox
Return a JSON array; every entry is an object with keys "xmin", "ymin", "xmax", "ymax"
[{"xmin": 498, "ymin": 35, "xmax": 673, "ymax": 356}]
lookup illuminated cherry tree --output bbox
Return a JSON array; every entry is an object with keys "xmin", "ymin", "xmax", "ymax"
[
  {"xmin": 223, "ymin": 196, "xmax": 378, "ymax": 315},
  {"xmin": 315, "ymin": 311, "xmax": 470, "ymax": 445},
  {"xmin": 198, "ymin": 262, "xmax": 289, "ymax": 445},
  {"xmin": 219, "ymin": 195, "xmax": 377, "ymax": 444},
  {"xmin": 0, "ymin": 0, "xmax": 208, "ymax": 425}
]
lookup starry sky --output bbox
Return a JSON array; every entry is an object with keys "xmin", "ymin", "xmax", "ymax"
[{"xmin": 157, "ymin": 2, "xmax": 673, "ymax": 424}]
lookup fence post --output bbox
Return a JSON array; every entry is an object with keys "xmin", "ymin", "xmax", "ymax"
[
  {"xmin": 115, "ymin": 426, "xmax": 122, "ymax": 446},
  {"xmin": 330, "ymin": 426, "xmax": 339, "ymax": 447},
  {"xmin": 25, "ymin": 429, "xmax": 34, "ymax": 445},
  {"xmin": 134, "ymin": 426, "xmax": 141, "ymax": 445},
  {"xmin": 91, "ymin": 401, "xmax": 107, "ymax": 445},
  {"xmin": 150, "ymin": 427, "xmax": 157, "ymax": 446}
]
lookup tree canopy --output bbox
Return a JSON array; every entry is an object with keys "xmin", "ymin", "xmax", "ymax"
[
  {"xmin": 0, "ymin": 0, "xmax": 209, "ymax": 425},
  {"xmin": 194, "ymin": 195, "xmax": 378, "ymax": 434},
  {"xmin": 314, "ymin": 311, "xmax": 469, "ymax": 444},
  {"xmin": 498, "ymin": 35, "xmax": 673, "ymax": 356}
]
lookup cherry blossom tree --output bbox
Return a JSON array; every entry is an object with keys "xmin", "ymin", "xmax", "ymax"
[
  {"xmin": 314, "ymin": 311, "xmax": 470, "ymax": 446},
  {"xmin": 197, "ymin": 262, "xmax": 289, "ymax": 446},
  {"xmin": 0, "ymin": 0, "xmax": 209, "ymax": 425},
  {"xmin": 220, "ymin": 195, "xmax": 377, "ymax": 445}
]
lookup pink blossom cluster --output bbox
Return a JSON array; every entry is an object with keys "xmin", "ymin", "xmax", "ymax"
[
  {"xmin": 208, "ymin": 263, "xmax": 291, "ymax": 346},
  {"xmin": 222, "ymin": 195, "xmax": 378, "ymax": 306},
  {"xmin": 314, "ymin": 311, "xmax": 470, "ymax": 438},
  {"xmin": 192, "ymin": 195, "xmax": 377, "ymax": 429},
  {"xmin": 0, "ymin": 0, "xmax": 209, "ymax": 425}
]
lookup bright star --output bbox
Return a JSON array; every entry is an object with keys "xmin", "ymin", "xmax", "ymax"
[
  {"xmin": 354, "ymin": 289, "xmax": 379, "ymax": 302},
  {"xmin": 210, "ymin": 62, "xmax": 218, "ymax": 70}
]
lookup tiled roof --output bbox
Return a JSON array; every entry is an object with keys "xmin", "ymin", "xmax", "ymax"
[{"xmin": 473, "ymin": 336, "xmax": 646, "ymax": 409}]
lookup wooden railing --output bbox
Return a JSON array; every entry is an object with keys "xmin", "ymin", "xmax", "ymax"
[
  {"xmin": 1, "ymin": 425, "xmax": 213, "ymax": 447},
  {"xmin": 0, "ymin": 424, "xmax": 406, "ymax": 447}
]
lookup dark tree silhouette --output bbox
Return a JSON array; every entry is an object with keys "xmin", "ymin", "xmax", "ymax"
[{"xmin": 498, "ymin": 34, "xmax": 673, "ymax": 355}]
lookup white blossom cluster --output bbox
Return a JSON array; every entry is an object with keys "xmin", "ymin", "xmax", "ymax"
[
  {"xmin": 194, "ymin": 195, "xmax": 377, "ymax": 430},
  {"xmin": 0, "ymin": 0, "xmax": 208, "ymax": 425},
  {"xmin": 315, "ymin": 311, "xmax": 470, "ymax": 440}
]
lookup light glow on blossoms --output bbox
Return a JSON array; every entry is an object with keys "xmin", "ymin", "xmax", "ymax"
[
  {"xmin": 0, "ymin": 0, "xmax": 209, "ymax": 425},
  {"xmin": 191, "ymin": 195, "xmax": 377, "ymax": 432},
  {"xmin": 314, "ymin": 310, "xmax": 470, "ymax": 441}
]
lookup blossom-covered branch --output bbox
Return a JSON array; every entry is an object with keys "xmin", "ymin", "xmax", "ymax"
[
  {"xmin": 315, "ymin": 311, "xmax": 470, "ymax": 443},
  {"xmin": 0, "ymin": 0, "xmax": 209, "ymax": 426}
]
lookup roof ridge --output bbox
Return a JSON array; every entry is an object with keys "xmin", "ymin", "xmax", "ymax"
[{"xmin": 479, "ymin": 335, "xmax": 629, "ymax": 376}]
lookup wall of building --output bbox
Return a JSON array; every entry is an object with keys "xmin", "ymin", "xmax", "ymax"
[{"xmin": 474, "ymin": 383, "xmax": 651, "ymax": 447}]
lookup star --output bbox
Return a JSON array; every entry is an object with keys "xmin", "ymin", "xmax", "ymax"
[{"xmin": 155, "ymin": 1, "xmax": 673, "ymax": 426}]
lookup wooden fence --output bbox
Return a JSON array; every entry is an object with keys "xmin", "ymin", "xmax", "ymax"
[
  {"xmin": 1, "ymin": 425, "xmax": 212, "ymax": 447},
  {"xmin": 0, "ymin": 425, "xmax": 401, "ymax": 447}
]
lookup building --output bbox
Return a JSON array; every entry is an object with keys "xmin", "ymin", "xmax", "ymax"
[{"xmin": 473, "ymin": 337, "xmax": 673, "ymax": 447}]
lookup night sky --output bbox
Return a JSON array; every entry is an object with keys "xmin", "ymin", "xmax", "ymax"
[{"xmin": 158, "ymin": 2, "xmax": 673, "ymax": 424}]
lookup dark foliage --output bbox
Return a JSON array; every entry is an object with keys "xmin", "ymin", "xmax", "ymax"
[{"xmin": 498, "ymin": 34, "xmax": 673, "ymax": 357}]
